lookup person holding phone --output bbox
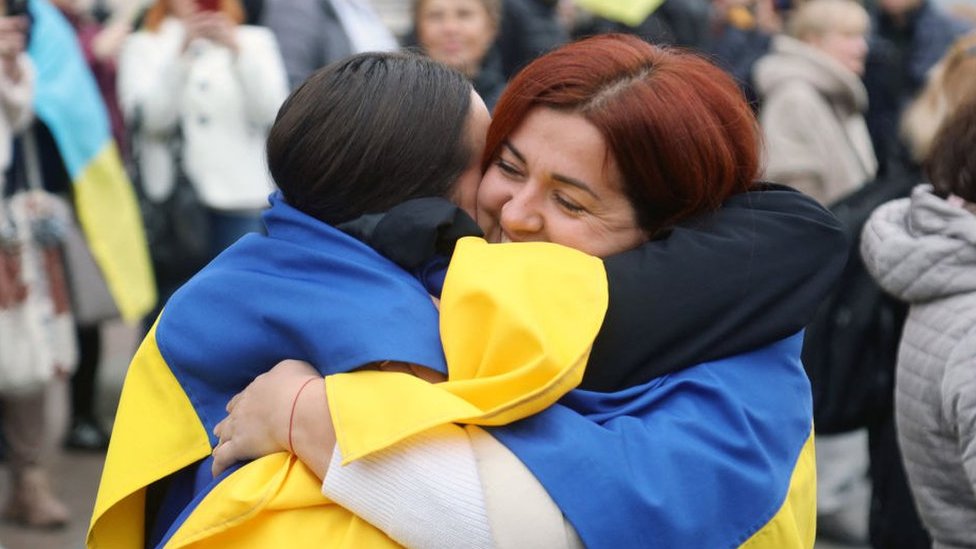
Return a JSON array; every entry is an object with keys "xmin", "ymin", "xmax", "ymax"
[
  {"xmin": 118, "ymin": 0, "xmax": 289, "ymax": 322},
  {"xmin": 0, "ymin": 0, "xmax": 75, "ymax": 530}
]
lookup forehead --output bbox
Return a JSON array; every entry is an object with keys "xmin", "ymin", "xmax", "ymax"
[
  {"xmin": 508, "ymin": 108, "xmax": 622, "ymax": 190},
  {"xmin": 419, "ymin": 0, "xmax": 489, "ymax": 12}
]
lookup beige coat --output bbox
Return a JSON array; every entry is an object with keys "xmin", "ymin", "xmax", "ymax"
[{"xmin": 755, "ymin": 35, "xmax": 877, "ymax": 206}]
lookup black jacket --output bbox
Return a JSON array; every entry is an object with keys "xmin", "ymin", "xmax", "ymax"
[{"xmin": 350, "ymin": 184, "xmax": 849, "ymax": 393}]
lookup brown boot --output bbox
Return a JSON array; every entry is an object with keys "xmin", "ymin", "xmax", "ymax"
[{"xmin": 3, "ymin": 467, "xmax": 70, "ymax": 529}]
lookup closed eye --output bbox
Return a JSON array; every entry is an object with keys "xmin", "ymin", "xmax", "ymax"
[
  {"xmin": 555, "ymin": 193, "xmax": 586, "ymax": 214},
  {"xmin": 494, "ymin": 158, "xmax": 523, "ymax": 178}
]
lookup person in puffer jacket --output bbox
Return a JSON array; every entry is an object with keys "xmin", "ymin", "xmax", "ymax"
[{"xmin": 861, "ymin": 97, "xmax": 976, "ymax": 549}]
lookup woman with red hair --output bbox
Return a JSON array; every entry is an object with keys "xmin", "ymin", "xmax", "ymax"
[{"xmin": 170, "ymin": 35, "xmax": 838, "ymax": 548}]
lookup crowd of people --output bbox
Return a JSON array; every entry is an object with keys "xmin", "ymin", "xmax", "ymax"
[{"xmin": 0, "ymin": 0, "xmax": 972, "ymax": 547}]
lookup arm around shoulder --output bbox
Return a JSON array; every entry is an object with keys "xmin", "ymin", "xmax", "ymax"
[{"xmin": 585, "ymin": 185, "xmax": 848, "ymax": 391}]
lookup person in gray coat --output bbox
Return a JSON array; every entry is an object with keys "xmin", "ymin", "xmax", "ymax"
[{"xmin": 861, "ymin": 97, "xmax": 976, "ymax": 549}]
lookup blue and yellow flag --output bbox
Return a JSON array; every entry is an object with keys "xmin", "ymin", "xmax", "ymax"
[
  {"xmin": 90, "ymin": 192, "xmax": 814, "ymax": 548},
  {"xmin": 330, "ymin": 254, "xmax": 817, "ymax": 548},
  {"xmin": 490, "ymin": 333, "xmax": 816, "ymax": 548},
  {"xmin": 28, "ymin": 0, "xmax": 155, "ymax": 322},
  {"xmin": 88, "ymin": 194, "xmax": 609, "ymax": 548}
]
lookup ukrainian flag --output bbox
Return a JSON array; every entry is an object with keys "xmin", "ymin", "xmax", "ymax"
[
  {"xmin": 330, "ymin": 257, "xmax": 818, "ymax": 548},
  {"xmin": 88, "ymin": 195, "xmax": 609, "ymax": 548},
  {"xmin": 28, "ymin": 0, "xmax": 155, "ymax": 322}
]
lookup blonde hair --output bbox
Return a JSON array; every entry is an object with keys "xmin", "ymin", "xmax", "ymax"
[
  {"xmin": 786, "ymin": 0, "xmax": 869, "ymax": 40},
  {"xmin": 142, "ymin": 0, "xmax": 245, "ymax": 32},
  {"xmin": 901, "ymin": 33, "xmax": 976, "ymax": 163}
]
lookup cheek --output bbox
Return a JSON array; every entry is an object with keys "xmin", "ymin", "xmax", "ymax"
[
  {"xmin": 475, "ymin": 172, "xmax": 505, "ymax": 231},
  {"xmin": 451, "ymin": 174, "xmax": 479, "ymax": 220}
]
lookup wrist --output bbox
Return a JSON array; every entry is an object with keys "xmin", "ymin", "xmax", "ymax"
[{"xmin": 287, "ymin": 377, "xmax": 334, "ymax": 478}]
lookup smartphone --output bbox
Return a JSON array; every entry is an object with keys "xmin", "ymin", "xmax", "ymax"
[
  {"xmin": 4, "ymin": 0, "xmax": 29, "ymax": 17},
  {"xmin": 196, "ymin": 0, "xmax": 221, "ymax": 12}
]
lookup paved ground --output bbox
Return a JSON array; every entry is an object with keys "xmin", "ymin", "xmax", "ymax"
[{"xmin": 0, "ymin": 320, "xmax": 872, "ymax": 549}]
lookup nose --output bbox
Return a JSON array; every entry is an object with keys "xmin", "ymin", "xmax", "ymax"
[
  {"xmin": 441, "ymin": 14, "xmax": 461, "ymax": 35},
  {"xmin": 499, "ymin": 186, "xmax": 544, "ymax": 238}
]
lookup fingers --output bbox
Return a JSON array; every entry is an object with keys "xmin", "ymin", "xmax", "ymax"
[
  {"xmin": 0, "ymin": 33, "xmax": 24, "ymax": 58},
  {"xmin": 226, "ymin": 392, "xmax": 242, "ymax": 413},
  {"xmin": 211, "ymin": 438, "xmax": 233, "ymax": 477},
  {"xmin": 213, "ymin": 416, "xmax": 227, "ymax": 439},
  {"xmin": 211, "ymin": 415, "xmax": 239, "ymax": 477},
  {"xmin": 0, "ymin": 16, "xmax": 28, "ymax": 33}
]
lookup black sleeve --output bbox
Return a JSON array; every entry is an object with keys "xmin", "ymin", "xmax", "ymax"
[
  {"xmin": 336, "ymin": 197, "xmax": 483, "ymax": 271},
  {"xmin": 582, "ymin": 184, "xmax": 849, "ymax": 392}
]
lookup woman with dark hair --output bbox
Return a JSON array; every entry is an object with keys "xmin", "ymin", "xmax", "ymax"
[
  {"xmin": 205, "ymin": 35, "xmax": 847, "ymax": 548},
  {"xmin": 90, "ymin": 51, "xmax": 490, "ymax": 548}
]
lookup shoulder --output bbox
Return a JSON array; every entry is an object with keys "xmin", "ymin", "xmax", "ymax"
[{"xmin": 763, "ymin": 79, "xmax": 828, "ymax": 113}]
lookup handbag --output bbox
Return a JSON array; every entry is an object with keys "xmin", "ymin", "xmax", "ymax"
[
  {"xmin": 61, "ymin": 217, "xmax": 120, "ymax": 326},
  {"xmin": 130, "ymin": 122, "xmax": 211, "ymax": 282},
  {"xmin": 0, "ymin": 129, "xmax": 78, "ymax": 395}
]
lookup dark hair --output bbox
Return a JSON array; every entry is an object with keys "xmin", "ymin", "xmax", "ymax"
[
  {"xmin": 266, "ymin": 52, "xmax": 474, "ymax": 224},
  {"xmin": 484, "ymin": 34, "xmax": 760, "ymax": 236},
  {"xmin": 927, "ymin": 96, "xmax": 976, "ymax": 203}
]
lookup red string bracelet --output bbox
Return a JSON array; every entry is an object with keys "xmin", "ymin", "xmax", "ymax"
[{"xmin": 288, "ymin": 377, "xmax": 319, "ymax": 454}]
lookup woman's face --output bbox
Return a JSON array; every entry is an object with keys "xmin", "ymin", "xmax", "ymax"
[
  {"xmin": 416, "ymin": 0, "xmax": 496, "ymax": 77},
  {"xmin": 477, "ymin": 108, "xmax": 648, "ymax": 258},
  {"xmin": 811, "ymin": 29, "xmax": 868, "ymax": 76}
]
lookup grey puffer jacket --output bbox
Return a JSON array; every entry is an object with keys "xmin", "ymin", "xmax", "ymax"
[{"xmin": 861, "ymin": 185, "xmax": 976, "ymax": 549}]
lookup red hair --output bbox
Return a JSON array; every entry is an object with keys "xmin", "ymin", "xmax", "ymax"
[
  {"xmin": 143, "ymin": 0, "xmax": 245, "ymax": 31},
  {"xmin": 483, "ymin": 34, "xmax": 761, "ymax": 235}
]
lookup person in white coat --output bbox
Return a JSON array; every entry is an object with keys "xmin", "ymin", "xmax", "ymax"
[{"xmin": 118, "ymin": 0, "xmax": 288, "ymax": 311}]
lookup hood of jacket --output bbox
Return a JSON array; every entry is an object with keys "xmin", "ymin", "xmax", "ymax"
[
  {"xmin": 754, "ymin": 35, "xmax": 868, "ymax": 112},
  {"xmin": 861, "ymin": 185, "xmax": 976, "ymax": 303}
]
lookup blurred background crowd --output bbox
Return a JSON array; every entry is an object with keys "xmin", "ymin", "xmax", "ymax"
[{"xmin": 0, "ymin": 0, "xmax": 974, "ymax": 547}]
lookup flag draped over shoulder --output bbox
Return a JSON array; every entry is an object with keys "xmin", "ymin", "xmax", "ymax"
[
  {"xmin": 90, "ymin": 189, "xmax": 815, "ymax": 547},
  {"xmin": 88, "ymin": 194, "xmax": 610, "ymax": 548},
  {"xmin": 27, "ymin": 0, "xmax": 155, "ymax": 322},
  {"xmin": 490, "ymin": 333, "xmax": 816, "ymax": 548},
  {"xmin": 330, "ymin": 248, "xmax": 818, "ymax": 548}
]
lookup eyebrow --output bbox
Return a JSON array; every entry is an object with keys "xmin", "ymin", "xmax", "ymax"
[{"xmin": 501, "ymin": 140, "xmax": 600, "ymax": 199}]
